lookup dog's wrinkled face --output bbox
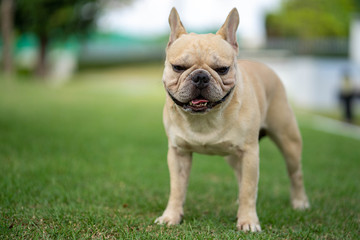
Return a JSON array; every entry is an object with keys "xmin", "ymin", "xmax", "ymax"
[
  {"xmin": 164, "ymin": 34, "xmax": 237, "ymax": 113},
  {"xmin": 163, "ymin": 8, "xmax": 240, "ymax": 113}
]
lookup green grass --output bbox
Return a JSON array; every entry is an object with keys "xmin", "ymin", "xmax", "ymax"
[{"xmin": 1, "ymin": 66, "xmax": 359, "ymax": 239}]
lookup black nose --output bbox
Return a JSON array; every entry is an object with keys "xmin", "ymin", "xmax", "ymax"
[{"xmin": 191, "ymin": 72, "xmax": 210, "ymax": 89}]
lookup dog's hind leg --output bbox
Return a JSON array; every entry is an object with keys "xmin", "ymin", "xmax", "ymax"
[{"xmin": 266, "ymin": 101, "xmax": 310, "ymax": 210}]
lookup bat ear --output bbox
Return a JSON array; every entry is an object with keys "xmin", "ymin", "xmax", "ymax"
[
  {"xmin": 216, "ymin": 8, "xmax": 239, "ymax": 51},
  {"xmin": 168, "ymin": 7, "xmax": 187, "ymax": 47}
]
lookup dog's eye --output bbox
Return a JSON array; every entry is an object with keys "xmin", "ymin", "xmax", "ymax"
[
  {"xmin": 215, "ymin": 67, "xmax": 230, "ymax": 75},
  {"xmin": 172, "ymin": 65, "xmax": 188, "ymax": 73}
]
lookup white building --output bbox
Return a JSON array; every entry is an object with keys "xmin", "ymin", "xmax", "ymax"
[{"xmin": 350, "ymin": 15, "xmax": 360, "ymax": 66}]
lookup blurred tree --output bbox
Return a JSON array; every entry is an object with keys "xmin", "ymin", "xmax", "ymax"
[
  {"xmin": 266, "ymin": 0, "xmax": 360, "ymax": 39},
  {"xmin": 14, "ymin": 0, "xmax": 99, "ymax": 77},
  {"xmin": 1, "ymin": 0, "xmax": 15, "ymax": 76}
]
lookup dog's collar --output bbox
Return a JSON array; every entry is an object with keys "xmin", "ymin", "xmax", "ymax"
[{"xmin": 166, "ymin": 86, "xmax": 235, "ymax": 109}]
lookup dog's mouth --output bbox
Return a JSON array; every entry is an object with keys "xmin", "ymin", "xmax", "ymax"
[
  {"xmin": 167, "ymin": 87, "xmax": 234, "ymax": 113},
  {"xmin": 187, "ymin": 97, "xmax": 210, "ymax": 112}
]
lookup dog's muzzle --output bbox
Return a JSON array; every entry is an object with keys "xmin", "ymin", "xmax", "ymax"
[{"xmin": 167, "ymin": 86, "xmax": 235, "ymax": 113}]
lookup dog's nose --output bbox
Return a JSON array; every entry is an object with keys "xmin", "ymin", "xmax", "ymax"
[{"xmin": 192, "ymin": 72, "xmax": 210, "ymax": 89}]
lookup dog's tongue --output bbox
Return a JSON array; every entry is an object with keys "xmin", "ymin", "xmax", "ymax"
[{"xmin": 191, "ymin": 99, "xmax": 209, "ymax": 105}]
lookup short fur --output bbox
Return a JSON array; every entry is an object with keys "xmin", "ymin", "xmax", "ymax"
[{"xmin": 155, "ymin": 8, "xmax": 309, "ymax": 232}]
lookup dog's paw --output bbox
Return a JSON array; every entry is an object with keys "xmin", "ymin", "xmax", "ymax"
[
  {"xmin": 237, "ymin": 215, "xmax": 261, "ymax": 232},
  {"xmin": 154, "ymin": 211, "xmax": 183, "ymax": 226},
  {"xmin": 292, "ymin": 196, "xmax": 310, "ymax": 210},
  {"xmin": 237, "ymin": 220, "xmax": 261, "ymax": 232}
]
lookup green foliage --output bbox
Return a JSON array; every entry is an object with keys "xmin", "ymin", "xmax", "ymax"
[
  {"xmin": 266, "ymin": 0, "xmax": 360, "ymax": 39},
  {"xmin": 15, "ymin": 0, "xmax": 98, "ymax": 39},
  {"xmin": 0, "ymin": 66, "xmax": 359, "ymax": 238}
]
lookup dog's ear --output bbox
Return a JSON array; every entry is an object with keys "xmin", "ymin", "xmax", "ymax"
[
  {"xmin": 217, "ymin": 8, "xmax": 239, "ymax": 51},
  {"xmin": 168, "ymin": 7, "xmax": 187, "ymax": 47}
]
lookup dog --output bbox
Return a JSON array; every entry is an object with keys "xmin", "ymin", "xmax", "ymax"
[{"xmin": 155, "ymin": 7, "xmax": 310, "ymax": 232}]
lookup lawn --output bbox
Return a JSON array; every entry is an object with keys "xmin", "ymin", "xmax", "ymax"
[{"xmin": 1, "ymin": 66, "xmax": 359, "ymax": 239}]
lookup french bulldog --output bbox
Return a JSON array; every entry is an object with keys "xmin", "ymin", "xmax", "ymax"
[{"xmin": 155, "ymin": 7, "xmax": 309, "ymax": 232}]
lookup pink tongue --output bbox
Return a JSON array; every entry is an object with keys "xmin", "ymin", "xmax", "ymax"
[{"xmin": 191, "ymin": 99, "xmax": 209, "ymax": 105}]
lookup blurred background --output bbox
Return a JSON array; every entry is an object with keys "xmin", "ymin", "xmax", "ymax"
[{"xmin": 1, "ymin": 0, "xmax": 360, "ymax": 124}]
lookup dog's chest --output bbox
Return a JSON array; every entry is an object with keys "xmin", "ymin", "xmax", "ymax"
[{"xmin": 173, "ymin": 134, "xmax": 241, "ymax": 156}]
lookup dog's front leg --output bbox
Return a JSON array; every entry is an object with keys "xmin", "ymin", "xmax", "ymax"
[
  {"xmin": 228, "ymin": 144, "xmax": 261, "ymax": 232},
  {"xmin": 155, "ymin": 146, "xmax": 192, "ymax": 226}
]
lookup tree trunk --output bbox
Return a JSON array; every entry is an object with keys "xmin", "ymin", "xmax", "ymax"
[
  {"xmin": 36, "ymin": 35, "xmax": 48, "ymax": 78},
  {"xmin": 1, "ymin": 0, "xmax": 14, "ymax": 76}
]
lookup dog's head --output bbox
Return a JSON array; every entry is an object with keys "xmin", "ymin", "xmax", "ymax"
[{"xmin": 163, "ymin": 8, "xmax": 239, "ymax": 113}]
